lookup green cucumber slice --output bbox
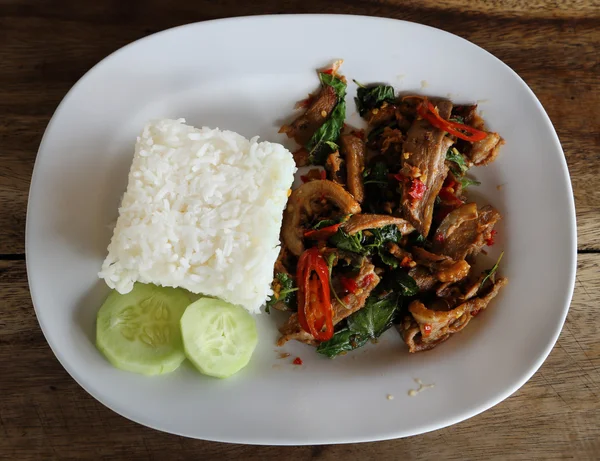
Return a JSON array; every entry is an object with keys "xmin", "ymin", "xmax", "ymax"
[
  {"xmin": 96, "ymin": 283, "xmax": 189, "ymax": 375},
  {"xmin": 181, "ymin": 298, "xmax": 258, "ymax": 379}
]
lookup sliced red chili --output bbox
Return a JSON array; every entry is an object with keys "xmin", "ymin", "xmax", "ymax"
[
  {"xmin": 339, "ymin": 275, "xmax": 358, "ymax": 294},
  {"xmin": 438, "ymin": 188, "xmax": 464, "ymax": 207},
  {"xmin": 485, "ymin": 230, "xmax": 498, "ymax": 246},
  {"xmin": 423, "ymin": 324, "xmax": 432, "ymax": 336},
  {"xmin": 296, "ymin": 248, "xmax": 334, "ymax": 341},
  {"xmin": 399, "ymin": 256, "xmax": 413, "ymax": 268},
  {"xmin": 417, "ymin": 100, "xmax": 487, "ymax": 142},
  {"xmin": 293, "ymin": 357, "xmax": 303, "ymax": 365},
  {"xmin": 360, "ymin": 273, "xmax": 376, "ymax": 289},
  {"xmin": 394, "ymin": 173, "xmax": 427, "ymax": 201},
  {"xmin": 408, "ymin": 178, "xmax": 427, "ymax": 200},
  {"xmin": 304, "ymin": 223, "xmax": 341, "ymax": 240}
]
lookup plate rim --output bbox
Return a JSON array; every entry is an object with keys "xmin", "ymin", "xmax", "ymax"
[{"xmin": 25, "ymin": 13, "xmax": 577, "ymax": 445}]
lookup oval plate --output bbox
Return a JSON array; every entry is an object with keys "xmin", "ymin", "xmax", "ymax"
[{"xmin": 27, "ymin": 15, "xmax": 576, "ymax": 444}]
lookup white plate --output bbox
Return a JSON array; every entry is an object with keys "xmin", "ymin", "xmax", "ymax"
[{"xmin": 27, "ymin": 15, "xmax": 576, "ymax": 444}]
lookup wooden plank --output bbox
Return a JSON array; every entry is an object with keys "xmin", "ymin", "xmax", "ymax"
[
  {"xmin": 1, "ymin": 254, "xmax": 598, "ymax": 459},
  {"xmin": 0, "ymin": 4, "xmax": 598, "ymax": 254}
]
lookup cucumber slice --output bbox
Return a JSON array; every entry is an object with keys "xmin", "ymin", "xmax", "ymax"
[
  {"xmin": 181, "ymin": 298, "xmax": 258, "ymax": 379},
  {"xmin": 96, "ymin": 283, "xmax": 189, "ymax": 375}
]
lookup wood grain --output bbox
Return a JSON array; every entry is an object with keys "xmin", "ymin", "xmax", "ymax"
[
  {"xmin": 0, "ymin": 0, "xmax": 599, "ymax": 458},
  {"xmin": 1, "ymin": 255, "xmax": 598, "ymax": 460},
  {"xmin": 0, "ymin": 1, "xmax": 598, "ymax": 253}
]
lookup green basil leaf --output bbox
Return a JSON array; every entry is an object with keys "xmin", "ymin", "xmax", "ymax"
[
  {"xmin": 313, "ymin": 219, "xmax": 337, "ymax": 230},
  {"xmin": 363, "ymin": 161, "xmax": 389, "ymax": 186},
  {"xmin": 379, "ymin": 271, "xmax": 419, "ymax": 297},
  {"xmin": 373, "ymin": 224, "xmax": 401, "ymax": 245},
  {"xmin": 446, "ymin": 147, "xmax": 469, "ymax": 174},
  {"xmin": 265, "ymin": 272, "xmax": 297, "ymax": 313},
  {"xmin": 329, "ymin": 229, "xmax": 367, "ymax": 254},
  {"xmin": 378, "ymin": 248, "xmax": 399, "ymax": 268},
  {"xmin": 325, "ymin": 141, "xmax": 339, "ymax": 151},
  {"xmin": 411, "ymin": 233, "xmax": 426, "ymax": 245},
  {"xmin": 449, "ymin": 115, "xmax": 465, "ymax": 124},
  {"xmin": 346, "ymin": 295, "xmax": 398, "ymax": 338},
  {"xmin": 458, "ymin": 176, "xmax": 481, "ymax": 189},
  {"xmin": 319, "ymin": 73, "xmax": 346, "ymax": 99},
  {"xmin": 308, "ymin": 99, "xmax": 346, "ymax": 165},
  {"xmin": 354, "ymin": 82, "xmax": 396, "ymax": 117},
  {"xmin": 316, "ymin": 329, "xmax": 369, "ymax": 358}
]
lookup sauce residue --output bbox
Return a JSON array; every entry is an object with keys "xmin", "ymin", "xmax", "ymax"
[
  {"xmin": 278, "ymin": 352, "xmax": 291, "ymax": 359},
  {"xmin": 408, "ymin": 378, "xmax": 435, "ymax": 397}
]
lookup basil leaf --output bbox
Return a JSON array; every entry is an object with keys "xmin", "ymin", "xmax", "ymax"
[
  {"xmin": 329, "ymin": 229, "xmax": 367, "ymax": 254},
  {"xmin": 325, "ymin": 141, "xmax": 339, "ymax": 151},
  {"xmin": 325, "ymin": 252, "xmax": 348, "ymax": 309},
  {"xmin": 363, "ymin": 161, "xmax": 389, "ymax": 186},
  {"xmin": 312, "ymin": 219, "xmax": 337, "ymax": 230},
  {"xmin": 317, "ymin": 270, "xmax": 418, "ymax": 358},
  {"xmin": 446, "ymin": 147, "xmax": 469, "ymax": 175},
  {"xmin": 308, "ymin": 99, "xmax": 346, "ymax": 165},
  {"xmin": 347, "ymin": 295, "xmax": 399, "ymax": 338},
  {"xmin": 378, "ymin": 248, "xmax": 399, "ymax": 268},
  {"xmin": 480, "ymin": 252, "xmax": 504, "ymax": 289},
  {"xmin": 319, "ymin": 72, "xmax": 346, "ymax": 99},
  {"xmin": 306, "ymin": 73, "xmax": 348, "ymax": 165},
  {"xmin": 371, "ymin": 224, "xmax": 401, "ymax": 245},
  {"xmin": 265, "ymin": 272, "xmax": 297, "ymax": 313},
  {"xmin": 458, "ymin": 176, "xmax": 481, "ymax": 189},
  {"xmin": 411, "ymin": 233, "xmax": 426, "ymax": 245},
  {"xmin": 449, "ymin": 115, "xmax": 465, "ymax": 124},
  {"xmin": 354, "ymin": 81, "xmax": 396, "ymax": 117},
  {"xmin": 379, "ymin": 270, "xmax": 419, "ymax": 297},
  {"xmin": 316, "ymin": 329, "xmax": 369, "ymax": 358}
]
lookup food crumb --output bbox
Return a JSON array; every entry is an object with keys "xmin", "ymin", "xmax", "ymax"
[
  {"xmin": 496, "ymin": 183, "xmax": 505, "ymax": 191},
  {"xmin": 278, "ymin": 352, "xmax": 290, "ymax": 359},
  {"xmin": 293, "ymin": 357, "xmax": 303, "ymax": 365},
  {"xmin": 420, "ymin": 80, "xmax": 429, "ymax": 88},
  {"xmin": 387, "ymin": 394, "xmax": 394, "ymax": 400},
  {"xmin": 408, "ymin": 378, "xmax": 435, "ymax": 397}
]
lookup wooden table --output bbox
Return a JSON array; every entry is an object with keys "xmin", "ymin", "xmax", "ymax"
[{"xmin": 1, "ymin": 1, "xmax": 599, "ymax": 459}]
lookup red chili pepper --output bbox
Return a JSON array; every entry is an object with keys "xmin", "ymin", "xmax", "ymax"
[
  {"xmin": 322, "ymin": 68, "xmax": 334, "ymax": 75},
  {"xmin": 394, "ymin": 173, "xmax": 427, "ymax": 201},
  {"xmin": 296, "ymin": 248, "xmax": 334, "ymax": 341},
  {"xmin": 293, "ymin": 357, "xmax": 303, "ymax": 365},
  {"xmin": 443, "ymin": 176, "xmax": 458, "ymax": 190},
  {"xmin": 339, "ymin": 276, "xmax": 358, "ymax": 294},
  {"xmin": 423, "ymin": 324, "xmax": 432, "ymax": 336},
  {"xmin": 304, "ymin": 223, "xmax": 341, "ymax": 240},
  {"xmin": 320, "ymin": 170, "xmax": 327, "ymax": 180},
  {"xmin": 471, "ymin": 309, "xmax": 481, "ymax": 317},
  {"xmin": 438, "ymin": 188, "xmax": 463, "ymax": 207},
  {"xmin": 360, "ymin": 273, "xmax": 376, "ymax": 289},
  {"xmin": 485, "ymin": 230, "xmax": 498, "ymax": 246},
  {"xmin": 417, "ymin": 100, "xmax": 487, "ymax": 142},
  {"xmin": 408, "ymin": 178, "xmax": 427, "ymax": 200},
  {"xmin": 434, "ymin": 234, "xmax": 445, "ymax": 244},
  {"xmin": 400, "ymin": 256, "xmax": 413, "ymax": 268}
]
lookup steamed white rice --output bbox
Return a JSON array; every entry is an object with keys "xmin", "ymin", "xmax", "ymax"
[{"xmin": 99, "ymin": 119, "xmax": 296, "ymax": 314}]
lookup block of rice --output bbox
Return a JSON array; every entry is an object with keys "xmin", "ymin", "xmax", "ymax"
[{"xmin": 99, "ymin": 119, "xmax": 297, "ymax": 314}]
